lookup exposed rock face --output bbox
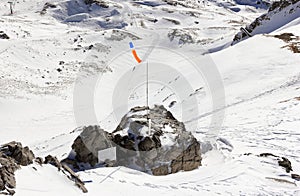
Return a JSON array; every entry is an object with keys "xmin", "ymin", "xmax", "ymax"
[
  {"xmin": 0, "ymin": 142, "xmax": 35, "ymax": 195},
  {"xmin": 84, "ymin": 0, "xmax": 109, "ymax": 8},
  {"xmin": 273, "ymin": 33, "xmax": 300, "ymax": 53},
  {"xmin": 1, "ymin": 142, "xmax": 35, "ymax": 166},
  {"xmin": 0, "ymin": 31, "xmax": 9, "ymax": 40},
  {"xmin": 232, "ymin": 0, "xmax": 300, "ymax": 44},
  {"xmin": 291, "ymin": 173, "xmax": 300, "ymax": 180},
  {"xmin": 0, "ymin": 154, "xmax": 19, "ymax": 192},
  {"xmin": 44, "ymin": 155, "xmax": 62, "ymax": 171},
  {"xmin": 69, "ymin": 105, "xmax": 201, "ymax": 175},
  {"xmin": 278, "ymin": 157, "xmax": 292, "ymax": 173},
  {"xmin": 42, "ymin": 155, "xmax": 88, "ymax": 193},
  {"xmin": 269, "ymin": 0, "xmax": 299, "ymax": 11},
  {"xmin": 71, "ymin": 126, "xmax": 115, "ymax": 167},
  {"xmin": 40, "ymin": 2, "xmax": 57, "ymax": 15}
]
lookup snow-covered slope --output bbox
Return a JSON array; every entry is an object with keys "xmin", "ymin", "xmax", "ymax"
[
  {"xmin": 232, "ymin": 0, "xmax": 300, "ymax": 44},
  {"xmin": 0, "ymin": 0, "xmax": 300, "ymax": 195}
]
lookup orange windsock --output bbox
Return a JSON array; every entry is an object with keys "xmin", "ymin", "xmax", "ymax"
[{"xmin": 132, "ymin": 49, "xmax": 142, "ymax": 63}]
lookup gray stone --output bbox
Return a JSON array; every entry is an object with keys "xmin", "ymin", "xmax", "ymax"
[{"xmin": 69, "ymin": 105, "xmax": 201, "ymax": 175}]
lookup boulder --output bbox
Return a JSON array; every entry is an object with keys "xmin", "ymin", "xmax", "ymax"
[
  {"xmin": 69, "ymin": 105, "xmax": 201, "ymax": 175},
  {"xmin": 1, "ymin": 142, "xmax": 35, "ymax": 166},
  {"xmin": 0, "ymin": 141, "xmax": 34, "ymax": 195},
  {"xmin": 0, "ymin": 31, "xmax": 9, "ymax": 40},
  {"xmin": 44, "ymin": 155, "xmax": 62, "ymax": 171},
  {"xmin": 71, "ymin": 126, "xmax": 115, "ymax": 167},
  {"xmin": 0, "ymin": 154, "xmax": 19, "ymax": 191},
  {"xmin": 278, "ymin": 157, "xmax": 292, "ymax": 173}
]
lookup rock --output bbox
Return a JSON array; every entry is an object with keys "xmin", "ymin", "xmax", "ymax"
[
  {"xmin": 269, "ymin": 0, "xmax": 299, "ymax": 12},
  {"xmin": 259, "ymin": 153, "xmax": 278, "ymax": 157},
  {"xmin": 138, "ymin": 137, "xmax": 155, "ymax": 151},
  {"xmin": 0, "ymin": 155, "xmax": 20, "ymax": 191},
  {"xmin": 1, "ymin": 142, "xmax": 35, "ymax": 166},
  {"xmin": 152, "ymin": 134, "xmax": 161, "ymax": 148},
  {"xmin": 278, "ymin": 157, "xmax": 292, "ymax": 173},
  {"xmin": 61, "ymin": 158, "xmax": 80, "ymax": 170},
  {"xmin": 6, "ymin": 188, "xmax": 15, "ymax": 195},
  {"xmin": 35, "ymin": 157, "xmax": 43, "ymax": 165},
  {"xmin": 0, "ymin": 31, "xmax": 9, "ymax": 39},
  {"xmin": 0, "ymin": 141, "xmax": 34, "ymax": 195},
  {"xmin": 84, "ymin": 0, "xmax": 109, "ymax": 8},
  {"xmin": 40, "ymin": 2, "xmax": 57, "ymax": 15},
  {"xmin": 291, "ymin": 173, "xmax": 300, "ymax": 181},
  {"xmin": 12, "ymin": 147, "xmax": 34, "ymax": 166},
  {"xmin": 152, "ymin": 165, "xmax": 169, "ymax": 176},
  {"xmin": 251, "ymin": 153, "xmax": 295, "ymax": 174},
  {"xmin": 71, "ymin": 126, "xmax": 115, "ymax": 167},
  {"xmin": 44, "ymin": 155, "xmax": 62, "ymax": 171},
  {"xmin": 68, "ymin": 105, "xmax": 201, "ymax": 175}
]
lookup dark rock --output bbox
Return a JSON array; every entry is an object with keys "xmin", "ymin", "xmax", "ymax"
[
  {"xmin": 35, "ymin": 157, "xmax": 43, "ymax": 165},
  {"xmin": 61, "ymin": 158, "xmax": 80, "ymax": 170},
  {"xmin": 138, "ymin": 137, "xmax": 155, "ymax": 151},
  {"xmin": 1, "ymin": 142, "xmax": 35, "ymax": 166},
  {"xmin": 291, "ymin": 173, "xmax": 300, "ymax": 181},
  {"xmin": 170, "ymin": 139, "xmax": 201, "ymax": 173},
  {"xmin": 278, "ymin": 157, "xmax": 292, "ymax": 173},
  {"xmin": 84, "ymin": 0, "xmax": 109, "ymax": 8},
  {"xmin": 152, "ymin": 134, "xmax": 161, "ymax": 148},
  {"xmin": 152, "ymin": 165, "xmax": 169, "ymax": 176},
  {"xmin": 0, "ymin": 31, "xmax": 9, "ymax": 40},
  {"xmin": 6, "ymin": 188, "xmax": 15, "ymax": 195},
  {"xmin": 259, "ymin": 153, "xmax": 278, "ymax": 157},
  {"xmin": 71, "ymin": 126, "xmax": 115, "ymax": 166},
  {"xmin": 68, "ymin": 105, "xmax": 201, "ymax": 175},
  {"xmin": 274, "ymin": 33, "xmax": 295, "ymax": 42},
  {"xmin": 44, "ymin": 155, "xmax": 62, "ymax": 171},
  {"xmin": 0, "ymin": 142, "xmax": 34, "ymax": 195},
  {"xmin": 40, "ymin": 2, "xmax": 57, "ymax": 15},
  {"xmin": 269, "ymin": 0, "xmax": 298, "ymax": 12}
]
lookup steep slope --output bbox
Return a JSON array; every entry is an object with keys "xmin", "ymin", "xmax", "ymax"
[{"xmin": 232, "ymin": 0, "xmax": 300, "ymax": 44}]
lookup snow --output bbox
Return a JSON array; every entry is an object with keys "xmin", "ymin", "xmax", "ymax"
[
  {"xmin": 160, "ymin": 124, "xmax": 177, "ymax": 146},
  {"xmin": 0, "ymin": 0, "xmax": 300, "ymax": 195}
]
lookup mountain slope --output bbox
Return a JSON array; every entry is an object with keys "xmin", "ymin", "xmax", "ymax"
[{"xmin": 0, "ymin": 0, "xmax": 300, "ymax": 195}]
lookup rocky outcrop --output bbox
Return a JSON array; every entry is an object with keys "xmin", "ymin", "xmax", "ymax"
[
  {"xmin": 84, "ymin": 0, "xmax": 109, "ymax": 8},
  {"xmin": 0, "ymin": 31, "xmax": 9, "ymax": 40},
  {"xmin": 232, "ymin": 0, "xmax": 300, "ymax": 44},
  {"xmin": 44, "ymin": 155, "xmax": 62, "ymax": 171},
  {"xmin": 40, "ymin": 2, "xmax": 57, "ymax": 15},
  {"xmin": 258, "ymin": 153, "xmax": 293, "ymax": 173},
  {"xmin": 1, "ymin": 142, "xmax": 35, "ymax": 166},
  {"xmin": 71, "ymin": 126, "xmax": 115, "ymax": 167},
  {"xmin": 68, "ymin": 105, "xmax": 201, "ymax": 175},
  {"xmin": 0, "ymin": 142, "xmax": 35, "ymax": 195},
  {"xmin": 42, "ymin": 155, "xmax": 88, "ymax": 193},
  {"xmin": 0, "ymin": 154, "xmax": 19, "ymax": 195},
  {"xmin": 272, "ymin": 33, "xmax": 300, "ymax": 53},
  {"xmin": 244, "ymin": 153, "xmax": 300, "ymax": 183}
]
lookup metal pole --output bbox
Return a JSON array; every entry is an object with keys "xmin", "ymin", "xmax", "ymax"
[
  {"xmin": 146, "ymin": 61, "xmax": 151, "ymax": 135},
  {"xmin": 9, "ymin": 2, "xmax": 13, "ymax": 15},
  {"xmin": 146, "ymin": 61, "xmax": 149, "ymax": 109}
]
